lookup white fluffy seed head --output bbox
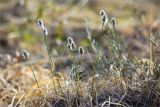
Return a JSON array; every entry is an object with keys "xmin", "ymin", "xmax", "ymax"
[
  {"xmin": 67, "ymin": 37, "xmax": 74, "ymax": 45},
  {"xmin": 78, "ymin": 46, "xmax": 84, "ymax": 56},
  {"xmin": 43, "ymin": 27, "xmax": 48, "ymax": 36},
  {"xmin": 99, "ymin": 10, "xmax": 108, "ymax": 25},
  {"xmin": 103, "ymin": 15, "xmax": 108, "ymax": 25},
  {"xmin": 111, "ymin": 17, "xmax": 116, "ymax": 28},
  {"xmin": 100, "ymin": 10, "xmax": 106, "ymax": 16},
  {"xmin": 67, "ymin": 37, "xmax": 77, "ymax": 51},
  {"xmin": 71, "ymin": 42, "xmax": 76, "ymax": 51},
  {"xmin": 21, "ymin": 49, "xmax": 30, "ymax": 59},
  {"xmin": 67, "ymin": 42, "xmax": 76, "ymax": 51},
  {"xmin": 37, "ymin": 19, "xmax": 44, "ymax": 30}
]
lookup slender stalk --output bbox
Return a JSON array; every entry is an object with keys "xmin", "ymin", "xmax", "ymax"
[
  {"xmin": 71, "ymin": 51, "xmax": 80, "ymax": 97},
  {"xmin": 73, "ymin": 54, "xmax": 79, "ymax": 81},
  {"xmin": 43, "ymin": 36, "xmax": 55, "ymax": 71},
  {"xmin": 26, "ymin": 58, "xmax": 40, "ymax": 89},
  {"xmin": 43, "ymin": 36, "xmax": 64, "ymax": 95},
  {"xmin": 69, "ymin": 49, "xmax": 83, "ymax": 101},
  {"xmin": 56, "ymin": 76, "xmax": 64, "ymax": 95},
  {"xmin": 86, "ymin": 49, "xmax": 97, "ymax": 96},
  {"xmin": 43, "ymin": 36, "xmax": 57, "ymax": 94},
  {"xmin": 149, "ymin": 33, "xmax": 153, "ymax": 80},
  {"xmin": 64, "ymin": 79, "xmax": 72, "ymax": 107}
]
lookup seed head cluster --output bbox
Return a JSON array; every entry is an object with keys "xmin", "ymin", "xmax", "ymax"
[
  {"xmin": 78, "ymin": 46, "xmax": 84, "ymax": 56},
  {"xmin": 111, "ymin": 17, "xmax": 116, "ymax": 29},
  {"xmin": 37, "ymin": 19, "xmax": 44, "ymax": 30},
  {"xmin": 67, "ymin": 37, "xmax": 76, "ymax": 51},
  {"xmin": 99, "ymin": 10, "xmax": 108, "ymax": 25},
  {"xmin": 43, "ymin": 27, "xmax": 48, "ymax": 36},
  {"xmin": 37, "ymin": 19, "xmax": 48, "ymax": 36},
  {"xmin": 100, "ymin": 10, "xmax": 105, "ymax": 16},
  {"xmin": 21, "ymin": 49, "xmax": 30, "ymax": 60},
  {"xmin": 67, "ymin": 37, "xmax": 74, "ymax": 44}
]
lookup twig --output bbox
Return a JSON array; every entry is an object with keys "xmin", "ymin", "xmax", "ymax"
[{"xmin": 101, "ymin": 100, "xmax": 123, "ymax": 107}]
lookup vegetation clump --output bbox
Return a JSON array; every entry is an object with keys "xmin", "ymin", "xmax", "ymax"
[{"xmin": 0, "ymin": 1, "xmax": 160, "ymax": 107}]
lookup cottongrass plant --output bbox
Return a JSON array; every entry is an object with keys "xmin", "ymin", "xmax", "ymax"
[
  {"xmin": 78, "ymin": 46, "xmax": 85, "ymax": 78},
  {"xmin": 21, "ymin": 50, "xmax": 40, "ymax": 89},
  {"xmin": 99, "ymin": 12, "xmax": 121, "ymax": 61},
  {"xmin": 37, "ymin": 19, "xmax": 53, "ymax": 71},
  {"xmin": 84, "ymin": 19, "xmax": 101, "ymax": 102},
  {"xmin": 11, "ymin": 11, "xmax": 160, "ymax": 107},
  {"xmin": 100, "ymin": 10, "xmax": 109, "ymax": 30},
  {"xmin": 1, "ymin": 6, "xmax": 160, "ymax": 107},
  {"xmin": 37, "ymin": 19, "xmax": 64, "ymax": 95},
  {"xmin": 67, "ymin": 37, "xmax": 79, "ymax": 80},
  {"xmin": 67, "ymin": 37, "xmax": 86, "ymax": 106}
]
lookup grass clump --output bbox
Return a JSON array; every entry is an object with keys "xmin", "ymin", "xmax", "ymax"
[
  {"xmin": 34, "ymin": 10, "xmax": 160, "ymax": 107},
  {"xmin": 1, "ymin": 8, "xmax": 160, "ymax": 107}
]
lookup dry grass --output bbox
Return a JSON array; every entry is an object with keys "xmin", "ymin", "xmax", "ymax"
[
  {"xmin": 1, "ymin": 19, "xmax": 160, "ymax": 106},
  {"xmin": 1, "ymin": 60, "xmax": 160, "ymax": 107},
  {"xmin": 0, "ymin": 0, "xmax": 160, "ymax": 107}
]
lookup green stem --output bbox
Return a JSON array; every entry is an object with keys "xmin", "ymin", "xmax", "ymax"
[
  {"xmin": 56, "ymin": 77, "xmax": 64, "ymax": 95},
  {"xmin": 43, "ymin": 36, "xmax": 55, "ymax": 72},
  {"xmin": 86, "ymin": 49, "xmax": 96, "ymax": 96},
  {"xmin": 43, "ymin": 36, "xmax": 57, "ymax": 94},
  {"xmin": 26, "ymin": 58, "xmax": 40, "ymax": 89}
]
